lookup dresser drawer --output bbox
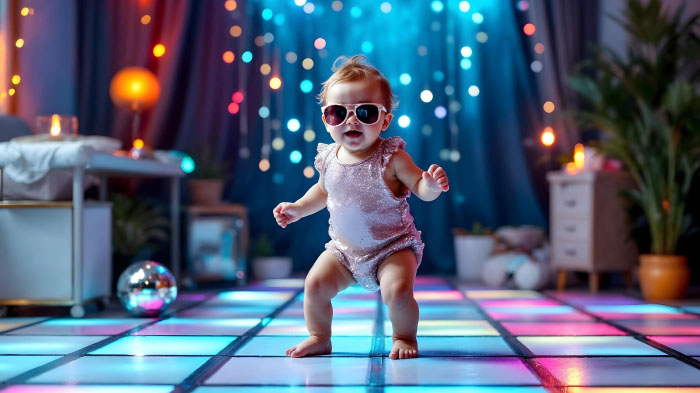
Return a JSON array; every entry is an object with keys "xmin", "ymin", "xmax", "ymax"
[
  {"xmin": 552, "ymin": 182, "xmax": 590, "ymax": 216},
  {"xmin": 552, "ymin": 217, "xmax": 591, "ymax": 240},
  {"xmin": 552, "ymin": 240, "xmax": 591, "ymax": 270}
]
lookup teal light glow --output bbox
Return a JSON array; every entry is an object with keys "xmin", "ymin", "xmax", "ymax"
[
  {"xmin": 261, "ymin": 8, "xmax": 273, "ymax": 20},
  {"xmin": 217, "ymin": 291, "xmax": 295, "ymax": 302},
  {"xmin": 180, "ymin": 156, "xmax": 195, "ymax": 173},
  {"xmin": 431, "ymin": 1, "xmax": 444, "ymax": 13},
  {"xmin": 273, "ymin": 14, "xmax": 286, "ymax": 26},
  {"xmin": 361, "ymin": 40, "xmax": 374, "ymax": 53},
  {"xmin": 241, "ymin": 51, "xmax": 253, "ymax": 63},
  {"xmin": 300, "ymin": 79, "xmax": 313, "ymax": 93},
  {"xmin": 460, "ymin": 58, "xmax": 472, "ymax": 69},
  {"xmin": 350, "ymin": 6, "xmax": 362, "ymax": 18},
  {"xmin": 91, "ymin": 336, "xmax": 235, "ymax": 356},
  {"xmin": 433, "ymin": 70, "xmax": 444, "ymax": 82},
  {"xmin": 397, "ymin": 115, "xmax": 411, "ymax": 128},
  {"xmin": 461, "ymin": 46, "xmax": 473, "ymax": 57},
  {"xmin": 399, "ymin": 73, "xmax": 412, "ymax": 85},
  {"xmin": 258, "ymin": 106, "xmax": 270, "ymax": 118},
  {"xmin": 289, "ymin": 150, "xmax": 302, "ymax": 164},
  {"xmin": 273, "ymin": 173, "xmax": 284, "ymax": 184},
  {"xmin": 287, "ymin": 118, "xmax": 301, "ymax": 132},
  {"xmin": 459, "ymin": 1, "xmax": 471, "ymax": 12},
  {"xmin": 472, "ymin": 12, "xmax": 484, "ymax": 23}
]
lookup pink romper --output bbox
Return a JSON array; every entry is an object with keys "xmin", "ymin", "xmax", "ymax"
[{"xmin": 314, "ymin": 136, "xmax": 424, "ymax": 291}]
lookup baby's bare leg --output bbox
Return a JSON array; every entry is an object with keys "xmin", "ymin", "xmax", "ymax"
[
  {"xmin": 286, "ymin": 250, "xmax": 355, "ymax": 357},
  {"xmin": 378, "ymin": 249, "xmax": 419, "ymax": 360}
]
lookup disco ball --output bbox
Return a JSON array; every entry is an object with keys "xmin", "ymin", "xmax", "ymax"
[{"xmin": 117, "ymin": 260, "xmax": 177, "ymax": 317}]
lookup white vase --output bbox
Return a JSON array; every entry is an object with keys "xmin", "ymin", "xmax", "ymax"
[{"xmin": 453, "ymin": 235, "xmax": 494, "ymax": 282}]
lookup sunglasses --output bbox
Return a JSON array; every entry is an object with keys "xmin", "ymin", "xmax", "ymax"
[{"xmin": 322, "ymin": 103, "xmax": 387, "ymax": 126}]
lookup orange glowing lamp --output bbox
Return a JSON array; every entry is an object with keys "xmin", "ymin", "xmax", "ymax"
[
  {"xmin": 573, "ymin": 143, "xmax": 585, "ymax": 169},
  {"xmin": 49, "ymin": 114, "xmax": 61, "ymax": 137},
  {"xmin": 540, "ymin": 127, "xmax": 555, "ymax": 147}
]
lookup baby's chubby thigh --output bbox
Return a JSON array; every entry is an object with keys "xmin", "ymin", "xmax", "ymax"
[{"xmin": 304, "ymin": 250, "xmax": 356, "ymax": 300}]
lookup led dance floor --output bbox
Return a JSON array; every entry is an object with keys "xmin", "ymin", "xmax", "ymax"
[{"xmin": 2, "ymin": 277, "xmax": 700, "ymax": 392}]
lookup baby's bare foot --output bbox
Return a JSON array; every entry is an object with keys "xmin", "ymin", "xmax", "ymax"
[
  {"xmin": 389, "ymin": 337, "xmax": 418, "ymax": 359},
  {"xmin": 285, "ymin": 335, "xmax": 332, "ymax": 357}
]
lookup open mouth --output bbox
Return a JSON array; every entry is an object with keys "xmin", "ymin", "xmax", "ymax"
[{"xmin": 344, "ymin": 130, "xmax": 362, "ymax": 138}]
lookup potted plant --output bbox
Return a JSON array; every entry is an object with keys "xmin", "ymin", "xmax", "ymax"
[
  {"xmin": 568, "ymin": 0, "xmax": 700, "ymax": 300},
  {"xmin": 251, "ymin": 233, "xmax": 293, "ymax": 280},
  {"xmin": 453, "ymin": 222, "xmax": 495, "ymax": 282},
  {"xmin": 186, "ymin": 143, "xmax": 229, "ymax": 206}
]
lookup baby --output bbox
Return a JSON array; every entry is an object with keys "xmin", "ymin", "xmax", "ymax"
[{"xmin": 273, "ymin": 55, "xmax": 449, "ymax": 360}]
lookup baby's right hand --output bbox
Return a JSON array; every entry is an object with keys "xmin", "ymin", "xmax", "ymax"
[{"xmin": 273, "ymin": 202, "xmax": 302, "ymax": 228}]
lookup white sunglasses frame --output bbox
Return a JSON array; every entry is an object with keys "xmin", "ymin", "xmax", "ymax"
[{"xmin": 321, "ymin": 103, "xmax": 388, "ymax": 126}]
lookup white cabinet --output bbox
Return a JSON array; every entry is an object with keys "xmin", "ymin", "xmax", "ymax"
[{"xmin": 547, "ymin": 171, "xmax": 638, "ymax": 292}]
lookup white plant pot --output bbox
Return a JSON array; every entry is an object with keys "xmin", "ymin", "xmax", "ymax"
[
  {"xmin": 454, "ymin": 235, "xmax": 494, "ymax": 282},
  {"xmin": 252, "ymin": 256, "xmax": 292, "ymax": 280}
]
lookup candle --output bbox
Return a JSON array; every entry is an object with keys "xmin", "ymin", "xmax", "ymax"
[{"xmin": 49, "ymin": 114, "xmax": 62, "ymax": 137}]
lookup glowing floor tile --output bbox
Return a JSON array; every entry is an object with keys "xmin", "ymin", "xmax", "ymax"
[
  {"xmin": 383, "ymin": 336, "xmax": 515, "ymax": 356},
  {"xmin": 0, "ymin": 318, "xmax": 47, "ymax": 333},
  {"xmin": 205, "ymin": 357, "xmax": 369, "ymax": 385},
  {"xmin": 616, "ymin": 319, "xmax": 700, "ymax": 335},
  {"xmin": 476, "ymin": 299, "xmax": 562, "ymax": 307},
  {"xmin": 250, "ymin": 278, "xmax": 306, "ymax": 288},
  {"xmin": 464, "ymin": 290, "xmax": 543, "ymax": 299},
  {"xmin": 684, "ymin": 306, "xmax": 700, "ymax": 315},
  {"xmin": 0, "ymin": 356, "xmax": 60, "ymax": 381},
  {"xmin": 563, "ymin": 388, "xmax": 700, "ymax": 393},
  {"xmin": 384, "ymin": 357, "xmax": 539, "ymax": 385},
  {"xmin": 585, "ymin": 304, "xmax": 691, "ymax": 320},
  {"xmin": 502, "ymin": 322, "xmax": 625, "ymax": 336},
  {"xmin": 259, "ymin": 318, "xmax": 374, "ymax": 336},
  {"xmin": 133, "ymin": 318, "xmax": 259, "ymax": 335},
  {"xmin": 235, "ymin": 336, "xmax": 372, "ymax": 356},
  {"xmin": 205, "ymin": 290, "xmax": 296, "ymax": 306},
  {"xmin": 485, "ymin": 306, "xmax": 593, "ymax": 321},
  {"xmin": 176, "ymin": 305, "xmax": 275, "ymax": 318},
  {"xmin": 548, "ymin": 292, "xmax": 645, "ymax": 306},
  {"xmin": 385, "ymin": 388, "xmax": 549, "ymax": 393},
  {"xmin": 390, "ymin": 305, "xmax": 484, "ymax": 320},
  {"xmin": 193, "ymin": 387, "xmax": 366, "ymax": 393},
  {"xmin": 518, "ymin": 336, "xmax": 664, "ymax": 356},
  {"xmin": 0, "ymin": 335, "xmax": 108, "ymax": 355},
  {"xmin": 277, "ymin": 306, "xmax": 376, "ymax": 319},
  {"xmin": 6, "ymin": 318, "xmax": 154, "ymax": 335},
  {"xmin": 91, "ymin": 336, "xmax": 235, "ymax": 356},
  {"xmin": 538, "ymin": 357, "xmax": 700, "ymax": 386},
  {"xmin": 1, "ymin": 385, "xmax": 173, "ymax": 393},
  {"xmin": 414, "ymin": 290, "xmax": 465, "ymax": 302},
  {"xmin": 28, "ymin": 356, "xmax": 208, "ymax": 384},
  {"xmin": 649, "ymin": 336, "xmax": 700, "ymax": 355},
  {"xmin": 384, "ymin": 320, "xmax": 499, "ymax": 336},
  {"xmin": 415, "ymin": 276, "xmax": 451, "ymax": 286}
]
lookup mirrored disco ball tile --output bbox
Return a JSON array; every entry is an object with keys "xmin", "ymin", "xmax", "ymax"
[
  {"xmin": 235, "ymin": 336, "xmax": 372, "ymax": 357},
  {"xmin": 133, "ymin": 318, "xmax": 259, "ymax": 335},
  {"xmin": 6, "ymin": 318, "xmax": 155, "ymax": 335},
  {"xmin": 502, "ymin": 322, "xmax": 626, "ymax": 336},
  {"xmin": 193, "ymin": 387, "xmax": 367, "ymax": 393},
  {"xmin": 1, "ymin": 385, "xmax": 174, "ymax": 393},
  {"xmin": 538, "ymin": 357, "xmax": 700, "ymax": 386},
  {"xmin": 91, "ymin": 336, "xmax": 235, "ymax": 356},
  {"xmin": 649, "ymin": 336, "xmax": 700, "ymax": 356},
  {"xmin": 385, "ymin": 388, "xmax": 550, "ymax": 393},
  {"xmin": 383, "ymin": 336, "xmax": 515, "ymax": 357},
  {"xmin": 518, "ymin": 336, "xmax": 664, "ymax": 356},
  {"xmin": 27, "ymin": 356, "xmax": 208, "ymax": 384},
  {"xmin": 547, "ymin": 292, "xmax": 645, "ymax": 306},
  {"xmin": 205, "ymin": 357, "xmax": 370, "ymax": 385},
  {"xmin": 384, "ymin": 357, "xmax": 539, "ymax": 385},
  {"xmin": 0, "ymin": 318, "xmax": 48, "ymax": 333},
  {"xmin": 0, "ymin": 335, "xmax": 108, "ymax": 355},
  {"xmin": 260, "ymin": 318, "xmax": 374, "ymax": 336},
  {"xmin": 584, "ymin": 305, "xmax": 692, "ymax": 320},
  {"xmin": 176, "ymin": 305, "xmax": 276, "ymax": 318},
  {"xmin": 476, "ymin": 299, "xmax": 562, "ymax": 307},
  {"xmin": 384, "ymin": 320, "xmax": 499, "ymax": 336},
  {"xmin": 484, "ymin": 306, "xmax": 593, "ymax": 322},
  {"xmin": 616, "ymin": 319, "xmax": 700, "ymax": 335},
  {"xmin": 464, "ymin": 290, "xmax": 543, "ymax": 299},
  {"xmin": 0, "ymin": 356, "xmax": 60, "ymax": 381}
]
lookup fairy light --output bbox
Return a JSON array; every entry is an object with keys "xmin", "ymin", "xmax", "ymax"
[
  {"xmin": 574, "ymin": 143, "xmax": 585, "ymax": 169},
  {"xmin": 541, "ymin": 127, "xmax": 555, "ymax": 147},
  {"xmin": 153, "ymin": 44, "xmax": 165, "ymax": 57},
  {"xmin": 141, "ymin": 15, "xmax": 151, "ymax": 24},
  {"xmin": 543, "ymin": 101, "xmax": 555, "ymax": 113},
  {"xmin": 223, "ymin": 51, "xmax": 234, "ymax": 63}
]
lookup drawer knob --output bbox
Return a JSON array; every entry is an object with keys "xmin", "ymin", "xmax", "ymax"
[{"xmin": 565, "ymin": 248, "xmax": 577, "ymax": 257}]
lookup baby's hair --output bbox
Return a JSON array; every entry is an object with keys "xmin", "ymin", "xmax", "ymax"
[{"xmin": 317, "ymin": 54, "xmax": 397, "ymax": 112}]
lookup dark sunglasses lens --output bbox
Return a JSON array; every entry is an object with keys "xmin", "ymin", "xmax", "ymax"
[
  {"xmin": 324, "ymin": 105, "xmax": 347, "ymax": 126},
  {"xmin": 356, "ymin": 105, "xmax": 379, "ymax": 124}
]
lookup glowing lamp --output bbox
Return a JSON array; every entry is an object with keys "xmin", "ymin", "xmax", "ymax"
[
  {"xmin": 109, "ymin": 67, "xmax": 160, "ymax": 158},
  {"xmin": 35, "ymin": 114, "xmax": 78, "ymax": 140},
  {"xmin": 573, "ymin": 143, "xmax": 585, "ymax": 169},
  {"xmin": 540, "ymin": 127, "xmax": 555, "ymax": 147}
]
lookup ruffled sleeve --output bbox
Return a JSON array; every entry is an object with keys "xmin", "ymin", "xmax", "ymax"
[
  {"xmin": 314, "ymin": 142, "xmax": 334, "ymax": 175},
  {"xmin": 380, "ymin": 136, "xmax": 406, "ymax": 174}
]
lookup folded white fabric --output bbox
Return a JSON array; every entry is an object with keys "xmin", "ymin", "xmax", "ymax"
[{"xmin": 0, "ymin": 136, "xmax": 122, "ymax": 183}]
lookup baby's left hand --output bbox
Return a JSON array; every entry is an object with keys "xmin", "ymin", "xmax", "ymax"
[{"xmin": 422, "ymin": 164, "xmax": 449, "ymax": 192}]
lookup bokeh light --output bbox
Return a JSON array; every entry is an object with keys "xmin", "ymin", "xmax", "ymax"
[
  {"xmin": 232, "ymin": 91, "xmax": 244, "ymax": 103},
  {"xmin": 258, "ymin": 106, "xmax": 270, "ymax": 118},
  {"xmin": 11, "ymin": 75, "xmax": 20, "ymax": 85},
  {"xmin": 431, "ymin": 1, "xmax": 444, "ymax": 13},
  {"xmin": 468, "ymin": 85, "xmax": 480, "ymax": 97},
  {"xmin": 541, "ymin": 127, "xmax": 555, "ymax": 146},
  {"xmin": 286, "ymin": 52, "xmax": 297, "ymax": 63},
  {"xmin": 314, "ymin": 38, "xmax": 326, "ymax": 50},
  {"xmin": 260, "ymin": 64, "xmax": 271, "ymax": 75},
  {"xmin": 269, "ymin": 77, "xmax": 282, "ymax": 90},
  {"xmin": 420, "ymin": 90, "xmax": 433, "ymax": 103},
  {"xmin": 241, "ymin": 51, "xmax": 253, "ymax": 63},
  {"xmin": 535, "ymin": 43, "xmax": 545, "ymax": 54},
  {"xmin": 222, "ymin": 51, "xmax": 234, "ymax": 63},
  {"xmin": 303, "ymin": 3, "xmax": 315, "ymax": 13},
  {"xmin": 261, "ymin": 8, "xmax": 273, "ymax": 20},
  {"xmin": 523, "ymin": 23, "xmax": 536, "ymax": 36},
  {"xmin": 259, "ymin": 159, "xmax": 270, "ymax": 172},
  {"xmin": 543, "ymin": 101, "xmax": 555, "ymax": 113},
  {"xmin": 459, "ymin": 1, "xmax": 470, "ymax": 12},
  {"xmin": 399, "ymin": 73, "xmax": 412, "ymax": 85},
  {"xmin": 398, "ymin": 115, "xmax": 411, "ymax": 128},
  {"xmin": 287, "ymin": 118, "xmax": 301, "ymax": 132},
  {"xmin": 230, "ymin": 25, "xmax": 242, "ymax": 37},
  {"xmin": 361, "ymin": 41, "xmax": 374, "ymax": 53},
  {"xmin": 228, "ymin": 102, "xmax": 240, "ymax": 114},
  {"xmin": 300, "ymin": 80, "xmax": 313, "ymax": 93},
  {"xmin": 350, "ymin": 6, "xmax": 362, "ymax": 18},
  {"xmin": 472, "ymin": 12, "xmax": 484, "ymax": 23},
  {"xmin": 476, "ymin": 32, "xmax": 488, "ymax": 43},
  {"xmin": 289, "ymin": 150, "xmax": 302, "ymax": 164},
  {"xmin": 460, "ymin": 46, "xmax": 472, "ymax": 57},
  {"xmin": 15, "ymin": 39, "xmax": 24, "ymax": 48},
  {"xmin": 181, "ymin": 155, "xmax": 195, "ymax": 173},
  {"xmin": 434, "ymin": 106, "xmax": 447, "ymax": 119},
  {"xmin": 153, "ymin": 44, "xmax": 166, "ymax": 57},
  {"xmin": 531, "ymin": 60, "xmax": 543, "ymax": 72},
  {"xmin": 224, "ymin": 0, "xmax": 237, "ymax": 11},
  {"xmin": 272, "ymin": 137, "xmax": 285, "ymax": 150},
  {"xmin": 303, "ymin": 166, "xmax": 315, "ymax": 178},
  {"xmin": 303, "ymin": 129, "xmax": 316, "ymax": 142},
  {"xmin": 517, "ymin": 1, "xmax": 530, "ymax": 11},
  {"xmin": 332, "ymin": 1, "xmax": 343, "ymax": 11},
  {"xmin": 380, "ymin": 2, "xmax": 392, "ymax": 13},
  {"xmin": 141, "ymin": 15, "xmax": 151, "ymax": 24},
  {"xmin": 460, "ymin": 59, "xmax": 472, "ymax": 69},
  {"xmin": 302, "ymin": 58, "xmax": 314, "ymax": 70}
]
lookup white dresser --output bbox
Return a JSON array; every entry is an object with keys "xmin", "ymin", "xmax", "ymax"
[{"xmin": 547, "ymin": 171, "xmax": 638, "ymax": 292}]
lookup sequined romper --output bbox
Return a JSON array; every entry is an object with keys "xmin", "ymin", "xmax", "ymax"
[{"xmin": 314, "ymin": 136, "xmax": 424, "ymax": 291}]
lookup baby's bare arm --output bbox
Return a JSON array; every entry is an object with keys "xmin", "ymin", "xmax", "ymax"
[
  {"xmin": 390, "ymin": 150, "xmax": 449, "ymax": 202},
  {"xmin": 273, "ymin": 178, "xmax": 328, "ymax": 228}
]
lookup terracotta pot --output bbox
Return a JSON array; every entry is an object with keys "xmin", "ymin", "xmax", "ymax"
[
  {"xmin": 638, "ymin": 254, "xmax": 689, "ymax": 301},
  {"xmin": 187, "ymin": 179, "xmax": 224, "ymax": 205}
]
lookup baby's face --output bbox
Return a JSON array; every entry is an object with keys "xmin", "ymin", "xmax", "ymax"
[{"xmin": 322, "ymin": 79, "xmax": 393, "ymax": 154}]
